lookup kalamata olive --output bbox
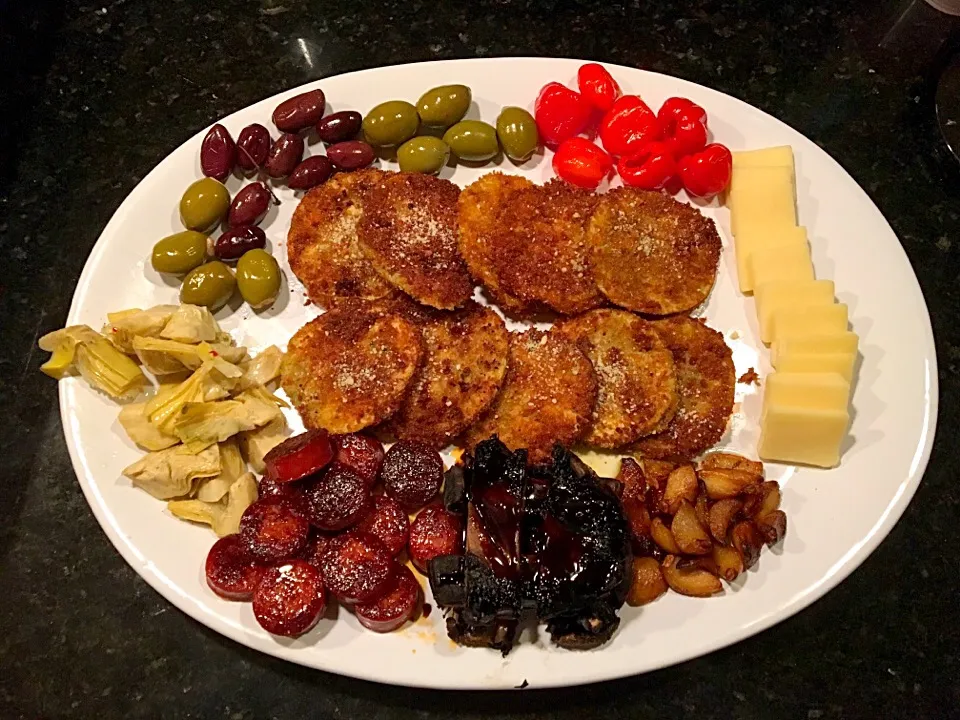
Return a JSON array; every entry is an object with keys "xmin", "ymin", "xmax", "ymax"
[
  {"xmin": 273, "ymin": 89, "xmax": 326, "ymax": 133},
  {"xmin": 316, "ymin": 110, "xmax": 362, "ymax": 144},
  {"xmin": 237, "ymin": 249, "xmax": 281, "ymax": 309},
  {"xmin": 227, "ymin": 182, "xmax": 271, "ymax": 228},
  {"xmin": 236, "ymin": 124, "xmax": 272, "ymax": 172},
  {"xmin": 288, "ymin": 156, "xmax": 334, "ymax": 190},
  {"xmin": 327, "ymin": 140, "xmax": 375, "ymax": 171},
  {"xmin": 265, "ymin": 133, "xmax": 305, "ymax": 178},
  {"xmin": 214, "ymin": 226, "xmax": 267, "ymax": 261},
  {"xmin": 201, "ymin": 124, "xmax": 236, "ymax": 182},
  {"xmin": 180, "ymin": 178, "xmax": 230, "ymax": 232}
]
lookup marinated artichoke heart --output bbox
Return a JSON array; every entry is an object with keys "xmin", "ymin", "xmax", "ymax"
[
  {"xmin": 118, "ymin": 402, "xmax": 179, "ymax": 451},
  {"xmin": 159, "ymin": 304, "xmax": 222, "ymax": 344},
  {"xmin": 133, "ymin": 336, "xmax": 207, "ymax": 375},
  {"xmin": 123, "ymin": 443, "xmax": 220, "ymax": 500},
  {"xmin": 168, "ymin": 471, "xmax": 258, "ymax": 537},
  {"xmin": 39, "ymin": 325, "xmax": 145, "ymax": 398},
  {"xmin": 236, "ymin": 345, "xmax": 283, "ymax": 391},
  {"xmin": 240, "ymin": 416, "xmax": 288, "ymax": 474},
  {"xmin": 145, "ymin": 362, "xmax": 236, "ymax": 435},
  {"xmin": 174, "ymin": 387, "xmax": 284, "ymax": 453},
  {"xmin": 102, "ymin": 305, "xmax": 178, "ymax": 353},
  {"xmin": 195, "ymin": 438, "xmax": 246, "ymax": 502}
]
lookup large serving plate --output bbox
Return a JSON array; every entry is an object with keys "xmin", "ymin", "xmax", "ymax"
[{"xmin": 59, "ymin": 58, "xmax": 937, "ymax": 689}]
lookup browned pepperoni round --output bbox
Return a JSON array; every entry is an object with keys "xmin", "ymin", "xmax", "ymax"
[
  {"xmin": 303, "ymin": 466, "xmax": 372, "ymax": 532},
  {"xmin": 319, "ymin": 531, "xmax": 394, "ymax": 604},
  {"xmin": 205, "ymin": 534, "xmax": 266, "ymax": 601},
  {"xmin": 239, "ymin": 497, "xmax": 311, "ymax": 563},
  {"xmin": 354, "ymin": 564, "xmax": 420, "ymax": 633},
  {"xmin": 355, "ymin": 495, "xmax": 410, "ymax": 557},
  {"xmin": 381, "ymin": 440, "xmax": 444, "ymax": 510},
  {"xmin": 264, "ymin": 429, "xmax": 334, "ymax": 484},
  {"xmin": 299, "ymin": 531, "xmax": 334, "ymax": 570},
  {"xmin": 258, "ymin": 475, "xmax": 303, "ymax": 501},
  {"xmin": 332, "ymin": 433, "xmax": 385, "ymax": 487},
  {"xmin": 252, "ymin": 560, "xmax": 327, "ymax": 637},
  {"xmin": 408, "ymin": 505, "xmax": 464, "ymax": 574}
]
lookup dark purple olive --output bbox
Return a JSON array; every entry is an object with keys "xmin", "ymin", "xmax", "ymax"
[
  {"xmin": 288, "ymin": 156, "xmax": 334, "ymax": 191},
  {"xmin": 214, "ymin": 226, "xmax": 267, "ymax": 261},
  {"xmin": 201, "ymin": 124, "xmax": 236, "ymax": 182},
  {"xmin": 236, "ymin": 124, "xmax": 272, "ymax": 172},
  {"xmin": 316, "ymin": 110, "xmax": 362, "ymax": 144},
  {"xmin": 264, "ymin": 133, "xmax": 305, "ymax": 178},
  {"xmin": 227, "ymin": 182, "xmax": 272, "ymax": 228},
  {"xmin": 273, "ymin": 89, "xmax": 326, "ymax": 133},
  {"xmin": 327, "ymin": 140, "xmax": 375, "ymax": 171}
]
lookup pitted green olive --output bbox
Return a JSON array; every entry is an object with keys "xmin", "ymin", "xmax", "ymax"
[
  {"xmin": 362, "ymin": 100, "xmax": 419, "ymax": 147},
  {"xmin": 236, "ymin": 249, "xmax": 281, "ymax": 309},
  {"xmin": 442, "ymin": 120, "xmax": 499, "ymax": 163},
  {"xmin": 397, "ymin": 136, "xmax": 450, "ymax": 175},
  {"xmin": 151, "ymin": 231, "xmax": 208, "ymax": 274},
  {"xmin": 180, "ymin": 260, "xmax": 236, "ymax": 309},
  {"xmin": 416, "ymin": 84, "xmax": 471, "ymax": 128},
  {"xmin": 496, "ymin": 107, "xmax": 539, "ymax": 162},
  {"xmin": 180, "ymin": 178, "xmax": 230, "ymax": 232}
]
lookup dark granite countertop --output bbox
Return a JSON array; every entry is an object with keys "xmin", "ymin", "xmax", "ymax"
[{"xmin": 2, "ymin": 1, "xmax": 959, "ymax": 717}]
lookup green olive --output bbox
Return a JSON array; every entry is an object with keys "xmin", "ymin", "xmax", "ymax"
[
  {"xmin": 397, "ymin": 136, "xmax": 451, "ymax": 175},
  {"xmin": 416, "ymin": 84, "xmax": 472, "ymax": 128},
  {"xmin": 236, "ymin": 249, "xmax": 281, "ymax": 309},
  {"xmin": 362, "ymin": 100, "xmax": 419, "ymax": 147},
  {"xmin": 151, "ymin": 230, "xmax": 208, "ymax": 274},
  {"xmin": 180, "ymin": 260, "xmax": 236, "ymax": 309},
  {"xmin": 179, "ymin": 178, "xmax": 230, "ymax": 232},
  {"xmin": 443, "ymin": 120, "xmax": 500, "ymax": 163},
  {"xmin": 496, "ymin": 107, "xmax": 539, "ymax": 162}
]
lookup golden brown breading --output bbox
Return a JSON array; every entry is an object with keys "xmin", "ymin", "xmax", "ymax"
[
  {"xmin": 588, "ymin": 187, "xmax": 721, "ymax": 315},
  {"xmin": 554, "ymin": 309, "xmax": 678, "ymax": 448},
  {"xmin": 358, "ymin": 172, "xmax": 473, "ymax": 310},
  {"xmin": 457, "ymin": 172, "xmax": 538, "ymax": 316},
  {"xmin": 629, "ymin": 316, "xmax": 735, "ymax": 460},
  {"xmin": 286, "ymin": 169, "xmax": 393, "ymax": 308},
  {"xmin": 462, "ymin": 329, "xmax": 597, "ymax": 463},
  {"xmin": 490, "ymin": 179, "xmax": 605, "ymax": 315},
  {"xmin": 280, "ymin": 308, "xmax": 424, "ymax": 434}
]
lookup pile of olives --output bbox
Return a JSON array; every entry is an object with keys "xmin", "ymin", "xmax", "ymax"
[{"xmin": 362, "ymin": 84, "xmax": 540, "ymax": 174}]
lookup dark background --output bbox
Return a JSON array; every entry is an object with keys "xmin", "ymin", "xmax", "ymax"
[{"xmin": 2, "ymin": 1, "xmax": 959, "ymax": 718}]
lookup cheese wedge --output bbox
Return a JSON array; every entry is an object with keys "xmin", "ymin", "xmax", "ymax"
[
  {"xmin": 748, "ymin": 243, "xmax": 815, "ymax": 294},
  {"xmin": 735, "ymin": 226, "xmax": 809, "ymax": 293},
  {"xmin": 771, "ymin": 331, "xmax": 860, "ymax": 367},
  {"xmin": 732, "ymin": 146, "xmax": 795, "ymax": 172},
  {"xmin": 728, "ymin": 165, "xmax": 797, "ymax": 235},
  {"xmin": 764, "ymin": 371, "xmax": 851, "ymax": 411},
  {"xmin": 776, "ymin": 351, "xmax": 856, "ymax": 383},
  {"xmin": 755, "ymin": 280, "xmax": 835, "ymax": 343},
  {"xmin": 759, "ymin": 404, "xmax": 848, "ymax": 468},
  {"xmin": 772, "ymin": 303, "xmax": 848, "ymax": 343}
]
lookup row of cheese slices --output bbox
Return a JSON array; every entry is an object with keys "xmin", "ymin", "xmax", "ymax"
[{"xmin": 727, "ymin": 146, "xmax": 858, "ymax": 468}]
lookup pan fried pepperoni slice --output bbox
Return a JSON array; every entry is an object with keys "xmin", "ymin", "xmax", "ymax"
[
  {"xmin": 281, "ymin": 307, "xmax": 424, "ymax": 434},
  {"xmin": 331, "ymin": 433, "xmax": 385, "ymax": 487},
  {"xmin": 630, "ymin": 316, "xmax": 735, "ymax": 460},
  {"xmin": 205, "ymin": 535, "xmax": 266, "ymax": 601},
  {"xmin": 320, "ymin": 532, "xmax": 395, "ymax": 604},
  {"xmin": 358, "ymin": 172, "xmax": 472, "ymax": 309},
  {"xmin": 252, "ymin": 560, "xmax": 327, "ymax": 637},
  {"xmin": 263, "ymin": 429, "xmax": 334, "ymax": 483},
  {"xmin": 381, "ymin": 440, "xmax": 444, "ymax": 511},
  {"xmin": 300, "ymin": 531, "xmax": 335, "ymax": 570},
  {"xmin": 239, "ymin": 497, "xmax": 311, "ymax": 563},
  {"xmin": 303, "ymin": 466, "xmax": 372, "ymax": 532},
  {"xmin": 462, "ymin": 329, "xmax": 598, "ymax": 464},
  {"xmin": 588, "ymin": 187, "xmax": 721, "ymax": 315},
  {"xmin": 355, "ymin": 494, "xmax": 410, "ymax": 557},
  {"xmin": 354, "ymin": 564, "xmax": 421, "ymax": 633},
  {"xmin": 408, "ymin": 505, "xmax": 464, "ymax": 574},
  {"xmin": 554, "ymin": 309, "xmax": 679, "ymax": 447},
  {"xmin": 257, "ymin": 476, "xmax": 301, "ymax": 501}
]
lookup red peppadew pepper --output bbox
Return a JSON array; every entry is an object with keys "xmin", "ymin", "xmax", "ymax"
[
  {"xmin": 552, "ymin": 137, "xmax": 613, "ymax": 190},
  {"xmin": 617, "ymin": 141, "xmax": 678, "ymax": 190},
  {"xmin": 658, "ymin": 97, "xmax": 708, "ymax": 159},
  {"xmin": 577, "ymin": 63, "xmax": 621, "ymax": 113},
  {"xmin": 678, "ymin": 143, "xmax": 732, "ymax": 198},
  {"xmin": 598, "ymin": 95, "xmax": 661, "ymax": 157},
  {"xmin": 534, "ymin": 82, "xmax": 592, "ymax": 147}
]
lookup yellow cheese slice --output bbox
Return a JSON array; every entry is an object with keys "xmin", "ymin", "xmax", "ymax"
[
  {"xmin": 755, "ymin": 279, "xmax": 835, "ymax": 343},
  {"xmin": 764, "ymin": 371, "xmax": 851, "ymax": 411},
  {"xmin": 776, "ymin": 351, "xmax": 856, "ymax": 383},
  {"xmin": 728, "ymin": 165, "xmax": 797, "ymax": 236},
  {"xmin": 772, "ymin": 303, "xmax": 848, "ymax": 343},
  {"xmin": 748, "ymin": 243, "xmax": 815, "ymax": 294},
  {"xmin": 770, "ymin": 331, "xmax": 860, "ymax": 367},
  {"xmin": 759, "ymin": 404, "xmax": 848, "ymax": 468},
  {"xmin": 732, "ymin": 146, "xmax": 795, "ymax": 172},
  {"xmin": 734, "ymin": 226, "xmax": 809, "ymax": 293}
]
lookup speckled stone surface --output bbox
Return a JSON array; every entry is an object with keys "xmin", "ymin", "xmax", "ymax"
[{"xmin": 2, "ymin": 0, "xmax": 959, "ymax": 717}]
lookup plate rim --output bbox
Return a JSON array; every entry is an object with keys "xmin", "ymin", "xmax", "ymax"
[{"xmin": 59, "ymin": 56, "xmax": 939, "ymax": 689}]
